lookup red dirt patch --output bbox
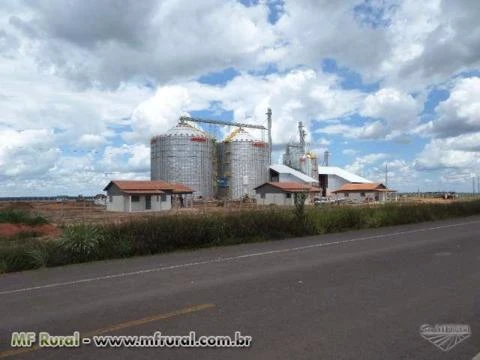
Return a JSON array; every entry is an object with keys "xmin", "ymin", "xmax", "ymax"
[{"xmin": 0, "ymin": 223, "xmax": 60, "ymax": 238}]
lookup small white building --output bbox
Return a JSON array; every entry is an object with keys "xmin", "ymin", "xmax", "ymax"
[
  {"xmin": 269, "ymin": 164, "xmax": 318, "ymax": 185},
  {"xmin": 317, "ymin": 166, "xmax": 373, "ymax": 196},
  {"xmin": 332, "ymin": 183, "xmax": 395, "ymax": 203},
  {"xmin": 255, "ymin": 182, "xmax": 321, "ymax": 206},
  {"xmin": 93, "ymin": 194, "xmax": 107, "ymax": 206},
  {"xmin": 104, "ymin": 180, "xmax": 194, "ymax": 212}
]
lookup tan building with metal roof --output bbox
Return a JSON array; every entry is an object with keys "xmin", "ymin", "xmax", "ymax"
[
  {"xmin": 332, "ymin": 183, "xmax": 395, "ymax": 203},
  {"xmin": 254, "ymin": 182, "xmax": 321, "ymax": 206}
]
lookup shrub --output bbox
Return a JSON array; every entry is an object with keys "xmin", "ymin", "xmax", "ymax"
[
  {"xmin": 97, "ymin": 225, "xmax": 134, "ymax": 259},
  {"xmin": 0, "ymin": 240, "xmax": 47, "ymax": 272},
  {"xmin": 59, "ymin": 224, "xmax": 104, "ymax": 263}
]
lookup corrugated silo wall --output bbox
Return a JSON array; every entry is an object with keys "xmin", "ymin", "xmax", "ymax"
[
  {"xmin": 224, "ymin": 141, "xmax": 269, "ymax": 199},
  {"xmin": 151, "ymin": 136, "xmax": 215, "ymax": 199}
]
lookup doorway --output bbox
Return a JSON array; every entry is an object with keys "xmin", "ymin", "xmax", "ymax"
[{"xmin": 145, "ymin": 195, "xmax": 151, "ymax": 210}]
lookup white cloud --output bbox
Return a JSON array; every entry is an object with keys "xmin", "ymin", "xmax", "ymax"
[
  {"xmin": 12, "ymin": 0, "xmax": 277, "ymax": 88},
  {"xmin": 0, "ymin": 0, "xmax": 479, "ymax": 195},
  {"xmin": 315, "ymin": 87, "xmax": 421, "ymax": 140},
  {"xmin": 78, "ymin": 134, "xmax": 107, "ymax": 148},
  {"xmin": 414, "ymin": 138, "xmax": 480, "ymax": 170},
  {"xmin": 276, "ymin": 0, "xmax": 390, "ymax": 79},
  {"xmin": 416, "ymin": 77, "xmax": 480, "ymax": 138},
  {"xmin": 361, "ymin": 88, "xmax": 421, "ymax": 137},
  {"xmin": 131, "ymin": 69, "xmax": 365, "ymax": 144},
  {"xmin": 345, "ymin": 153, "xmax": 388, "ymax": 177},
  {"xmin": 0, "ymin": 128, "xmax": 60, "ymax": 178},
  {"xmin": 317, "ymin": 120, "xmax": 387, "ymax": 140},
  {"xmin": 342, "ymin": 149, "xmax": 359, "ymax": 156},
  {"xmin": 276, "ymin": 0, "xmax": 480, "ymax": 90},
  {"xmin": 98, "ymin": 144, "xmax": 150, "ymax": 173}
]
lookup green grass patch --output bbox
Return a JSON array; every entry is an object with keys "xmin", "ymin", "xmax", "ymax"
[{"xmin": 0, "ymin": 209, "xmax": 48, "ymax": 225}]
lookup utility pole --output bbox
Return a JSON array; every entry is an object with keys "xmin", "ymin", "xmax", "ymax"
[
  {"xmin": 473, "ymin": 176, "xmax": 476, "ymax": 196},
  {"xmin": 385, "ymin": 163, "xmax": 388, "ymax": 188},
  {"xmin": 266, "ymin": 108, "xmax": 272, "ymax": 165}
]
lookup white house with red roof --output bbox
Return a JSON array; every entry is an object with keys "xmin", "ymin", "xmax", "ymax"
[
  {"xmin": 332, "ymin": 183, "xmax": 396, "ymax": 203},
  {"xmin": 104, "ymin": 180, "xmax": 194, "ymax": 212}
]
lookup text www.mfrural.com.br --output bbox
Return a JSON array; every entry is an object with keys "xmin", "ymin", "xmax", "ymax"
[{"xmin": 10, "ymin": 331, "xmax": 252, "ymax": 349}]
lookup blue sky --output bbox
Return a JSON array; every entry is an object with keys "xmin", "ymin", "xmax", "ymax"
[{"xmin": 0, "ymin": 0, "xmax": 480, "ymax": 195}]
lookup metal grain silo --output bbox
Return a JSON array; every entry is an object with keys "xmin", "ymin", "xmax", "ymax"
[
  {"xmin": 151, "ymin": 121, "xmax": 215, "ymax": 199},
  {"xmin": 221, "ymin": 128, "xmax": 269, "ymax": 199}
]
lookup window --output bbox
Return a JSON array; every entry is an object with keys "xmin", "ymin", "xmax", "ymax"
[
  {"xmin": 344, "ymin": 192, "xmax": 349, "ymax": 197},
  {"xmin": 261, "ymin": 193, "xmax": 265, "ymax": 199},
  {"xmin": 131, "ymin": 195, "xmax": 140, "ymax": 202},
  {"xmin": 360, "ymin": 192, "xmax": 366, "ymax": 197},
  {"xmin": 109, "ymin": 195, "xmax": 113, "ymax": 203},
  {"xmin": 286, "ymin": 193, "xmax": 292, "ymax": 199},
  {"xmin": 161, "ymin": 194, "xmax": 167, "ymax": 202}
]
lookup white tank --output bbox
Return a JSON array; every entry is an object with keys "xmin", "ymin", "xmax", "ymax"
[
  {"xmin": 221, "ymin": 128, "xmax": 269, "ymax": 199},
  {"xmin": 151, "ymin": 121, "xmax": 215, "ymax": 199}
]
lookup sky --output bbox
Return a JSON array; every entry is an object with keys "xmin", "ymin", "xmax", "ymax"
[{"xmin": 1, "ymin": 0, "xmax": 480, "ymax": 196}]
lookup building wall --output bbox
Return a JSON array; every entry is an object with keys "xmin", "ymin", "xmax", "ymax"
[
  {"xmin": 160, "ymin": 194, "xmax": 172, "ymax": 210},
  {"xmin": 336, "ymin": 191, "xmax": 387, "ymax": 203},
  {"xmin": 106, "ymin": 193, "xmax": 172, "ymax": 212},
  {"xmin": 256, "ymin": 193, "xmax": 295, "ymax": 206},
  {"xmin": 326, "ymin": 175, "xmax": 350, "ymax": 194},
  {"xmin": 221, "ymin": 140, "xmax": 269, "ymax": 200},
  {"xmin": 278, "ymin": 173, "xmax": 311, "ymax": 184},
  {"xmin": 151, "ymin": 134, "xmax": 215, "ymax": 199},
  {"xmin": 255, "ymin": 184, "xmax": 316, "ymax": 206},
  {"xmin": 106, "ymin": 195, "xmax": 125, "ymax": 212}
]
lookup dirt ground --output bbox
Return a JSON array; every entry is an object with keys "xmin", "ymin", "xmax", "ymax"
[
  {"xmin": 0, "ymin": 200, "xmax": 262, "ymax": 226},
  {"xmin": 397, "ymin": 197, "xmax": 456, "ymax": 204},
  {"xmin": 0, "ymin": 223, "xmax": 60, "ymax": 238}
]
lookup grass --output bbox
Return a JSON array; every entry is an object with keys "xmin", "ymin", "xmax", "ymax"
[
  {"xmin": 0, "ymin": 200, "xmax": 479, "ymax": 273},
  {"xmin": 0, "ymin": 209, "xmax": 48, "ymax": 225}
]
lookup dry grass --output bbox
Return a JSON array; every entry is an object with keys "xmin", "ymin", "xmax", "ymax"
[
  {"xmin": 0, "ymin": 200, "xmax": 269, "ymax": 225},
  {"xmin": 1, "ymin": 195, "xmax": 479, "ymax": 226}
]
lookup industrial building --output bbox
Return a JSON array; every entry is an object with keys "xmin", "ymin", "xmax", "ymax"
[
  {"xmin": 151, "ymin": 112, "xmax": 272, "ymax": 200},
  {"xmin": 317, "ymin": 166, "xmax": 373, "ymax": 197},
  {"xmin": 269, "ymin": 164, "xmax": 318, "ymax": 185},
  {"xmin": 217, "ymin": 128, "xmax": 270, "ymax": 199},
  {"xmin": 150, "ymin": 121, "xmax": 216, "ymax": 199},
  {"xmin": 282, "ymin": 121, "xmax": 318, "ymax": 180},
  {"xmin": 148, "ymin": 112, "xmax": 379, "ymax": 203},
  {"xmin": 254, "ymin": 182, "xmax": 321, "ymax": 206},
  {"xmin": 105, "ymin": 108, "xmax": 392, "ymax": 211}
]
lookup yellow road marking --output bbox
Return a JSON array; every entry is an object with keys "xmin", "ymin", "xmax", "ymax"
[
  {"xmin": 87, "ymin": 303, "xmax": 215, "ymax": 336},
  {"xmin": 0, "ymin": 303, "xmax": 215, "ymax": 359}
]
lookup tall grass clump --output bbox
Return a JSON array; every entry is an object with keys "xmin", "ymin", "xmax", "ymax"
[
  {"xmin": 59, "ymin": 224, "xmax": 104, "ymax": 263},
  {"xmin": 0, "ymin": 238, "xmax": 48, "ymax": 273}
]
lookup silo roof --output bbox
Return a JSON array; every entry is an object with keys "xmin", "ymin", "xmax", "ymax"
[
  {"xmin": 225, "ymin": 128, "xmax": 256, "ymax": 142},
  {"xmin": 162, "ymin": 122, "xmax": 209, "ymax": 137}
]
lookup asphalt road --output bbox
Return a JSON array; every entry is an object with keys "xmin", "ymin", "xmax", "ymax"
[{"xmin": 1, "ymin": 216, "xmax": 480, "ymax": 360}]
